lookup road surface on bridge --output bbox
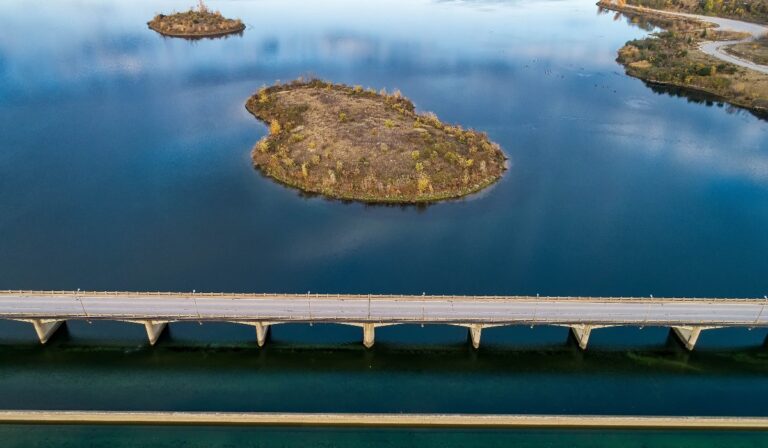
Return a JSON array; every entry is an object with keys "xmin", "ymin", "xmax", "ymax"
[{"xmin": 0, "ymin": 291, "xmax": 766, "ymax": 327}]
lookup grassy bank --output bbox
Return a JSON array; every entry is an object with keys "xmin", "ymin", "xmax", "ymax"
[
  {"xmin": 599, "ymin": 2, "xmax": 768, "ymax": 114},
  {"xmin": 245, "ymin": 79, "xmax": 507, "ymax": 204},
  {"xmin": 620, "ymin": 0, "xmax": 768, "ymax": 25}
]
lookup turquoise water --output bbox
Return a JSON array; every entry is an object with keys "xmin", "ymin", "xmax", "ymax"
[
  {"xmin": 1, "ymin": 426, "xmax": 767, "ymax": 448},
  {"xmin": 1, "ymin": 0, "xmax": 768, "ymax": 445}
]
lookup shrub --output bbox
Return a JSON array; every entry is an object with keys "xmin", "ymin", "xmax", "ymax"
[
  {"xmin": 417, "ymin": 175, "xmax": 431, "ymax": 193},
  {"xmin": 258, "ymin": 89, "xmax": 269, "ymax": 104},
  {"xmin": 270, "ymin": 120, "xmax": 282, "ymax": 134}
]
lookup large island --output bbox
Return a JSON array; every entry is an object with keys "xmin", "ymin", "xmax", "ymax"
[{"xmin": 246, "ymin": 79, "xmax": 507, "ymax": 203}]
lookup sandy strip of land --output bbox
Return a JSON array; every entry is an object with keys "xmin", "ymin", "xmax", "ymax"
[{"xmin": 1, "ymin": 411, "xmax": 768, "ymax": 429}]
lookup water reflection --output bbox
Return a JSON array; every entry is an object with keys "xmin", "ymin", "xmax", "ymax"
[
  {"xmin": 0, "ymin": 0, "xmax": 767, "ymax": 298},
  {"xmin": 153, "ymin": 30, "xmax": 245, "ymax": 42},
  {"xmin": 1, "ymin": 0, "xmax": 768, "ymax": 433},
  {"xmin": 602, "ymin": 6, "xmax": 768, "ymax": 121},
  {"xmin": 647, "ymin": 82, "xmax": 768, "ymax": 120}
]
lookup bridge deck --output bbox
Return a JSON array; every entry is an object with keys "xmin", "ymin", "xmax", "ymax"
[{"xmin": 0, "ymin": 291, "xmax": 766, "ymax": 327}]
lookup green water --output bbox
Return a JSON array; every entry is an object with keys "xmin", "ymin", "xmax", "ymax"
[{"xmin": 1, "ymin": 426, "xmax": 767, "ymax": 448}]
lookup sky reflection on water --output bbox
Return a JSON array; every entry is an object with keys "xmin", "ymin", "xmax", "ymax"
[{"xmin": 0, "ymin": 0, "xmax": 766, "ymax": 299}]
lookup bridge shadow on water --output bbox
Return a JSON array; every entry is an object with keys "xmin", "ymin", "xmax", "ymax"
[
  {"xmin": 0, "ymin": 321, "xmax": 767, "ymax": 416},
  {"xmin": 0, "ymin": 321, "xmax": 766, "ymax": 376}
]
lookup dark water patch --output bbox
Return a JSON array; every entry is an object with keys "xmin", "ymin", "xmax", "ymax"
[
  {"xmin": 0, "ymin": 338, "xmax": 766, "ymax": 415},
  {"xmin": 0, "ymin": 426, "xmax": 767, "ymax": 448}
]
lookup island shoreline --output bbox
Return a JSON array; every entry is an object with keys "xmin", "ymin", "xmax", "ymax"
[{"xmin": 147, "ymin": 22, "xmax": 245, "ymax": 39}]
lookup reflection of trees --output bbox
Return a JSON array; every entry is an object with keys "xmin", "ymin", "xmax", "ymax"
[
  {"xmin": 646, "ymin": 82, "xmax": 768, "ymax": 120},
  {"xmin": 597, "ymin": 6, "xmax": 660, "ymax": 32}
]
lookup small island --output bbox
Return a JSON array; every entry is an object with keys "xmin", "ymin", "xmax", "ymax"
[
  {"xmin": 245, "ymin": 79, "xmax": 507, "ymax": 203},
  {"xmin": 148, "ymin": 1, "xmax": 244, "ymax": 39}
]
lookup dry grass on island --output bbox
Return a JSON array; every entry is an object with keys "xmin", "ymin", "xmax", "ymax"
[
  {"xmin": 245, "ymin": 79, "xmax": 507, "ymax": 203},
  {"xmin": 148, "ymin": 1, "xmax": 244, "ymax": 38},
  {"xmin": 599, "ymin": 1, "xmax": 768, "ymax": 114}
]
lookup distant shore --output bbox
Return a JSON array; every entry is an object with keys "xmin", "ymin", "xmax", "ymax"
[
  {"xmin": 598, "ymin": 0, "xmax": 768, "ymax": 115},
  {"xmin": 2, "ymin": 411, "xmax": 768, "ymax": 429}
]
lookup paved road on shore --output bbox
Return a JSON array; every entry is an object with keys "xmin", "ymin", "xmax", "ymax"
[
  {"xmin": 0, "ymin": 291, "xmax": 766, "ymax": 326},
  {"xmin": 606, "ymin": 2, "xmax": 768, "ymax": 74},
  {"xmin": 1, "ymin": 410, "xmax": 767, "ymax": 429}
]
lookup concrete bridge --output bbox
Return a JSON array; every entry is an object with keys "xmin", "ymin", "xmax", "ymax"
[{"xmin": 0, "ymin": 291, "xmax": 766, "ymax": 351}]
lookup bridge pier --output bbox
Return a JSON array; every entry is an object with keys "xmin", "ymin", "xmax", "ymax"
[
  {"xmin": 468, "ymin": 324, "xmax": 483, "ymax": 349},
  {"xmin": 231, "ymin": 322, "xmax": 275, "ymax": 347},
  {"xmin": 568, "ymin": 324, "xmax": 612, "ymax": 350},
  {"xmin": 143, "ymin": 321, "xmax": 168, "ymax": 346},
  {"xmin": 16, "ymin": 319, "xmax": 64, "ymax": 344},
  {"xmin": 451, "ymin": 324, "xmax": 499, "ymax": 349},
  {"xmin": 345, "ymin": 323, "xmax": 396, "ymax": 348},
  {"xmin": 671, "ymin": 326, "xmax": 713, "ymax": 351},
  {"xmin": 255, "ymin": 323, "xmax": 270, "ymax": 347},
  {"xmin": 124, "ymin": 320, "xmax": 168, "ymax": 346},
  {"xmin": 363, "ymin": 323, "xmax": 375, "ymax": 348}
]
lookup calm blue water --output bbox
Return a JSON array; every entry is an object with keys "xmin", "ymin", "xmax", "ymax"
[{"xmin": 1, "ymin": 0, "xmax": 768, "ymax": 446}]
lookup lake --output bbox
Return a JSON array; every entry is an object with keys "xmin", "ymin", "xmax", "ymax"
[{"xmin": 0, "ymin": 0, "xmax": 767, "ymax": 446}]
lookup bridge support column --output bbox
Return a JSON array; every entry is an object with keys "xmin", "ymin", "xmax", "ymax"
[
  {"xmin": 255, "ymin": 323, "xmax": 270, "ymax": 347},
  {"xmin": 17, "ymin": 319, "xmax": 64, "ymax": 344},
  {"xmin": 468, "ymin": 324, "xmax": 483, "ymax": 349},
  {"xmin": 363, "ymin": 323, "xmax": 375, "ymax": 349},
  {"xmin": 144, "ymin": 321, "xmax": 168, "ymax": 346},
  {"xmin": 451, "ymin": 324, "xmax": 500, "ymax": 349},
  {"xmin": 231, "ymin": 322, "xmax": 278, "ymax": 347},
  {"xmin": 570, "ymin": 325, "xmax": 593, "ymax": 350},
  {"xmin": 567, "ymin": 325, "xmax": 612, "ymax": 350},
  {"xmin": 346, "ymin": 323, "xmax": 396, "ymax": 349},
  {"xmin": 123, "ymin": 320, "xmax": 169, "ymax": 345},
  {"xmin": 671, "ymin": 326, "xmax": 704, "ymax": 351}
]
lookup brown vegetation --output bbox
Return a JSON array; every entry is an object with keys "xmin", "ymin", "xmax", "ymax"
[
  {"xmin": 148, "ymin": 1, "xmax": 244, "ymax": 38},
  {"xmin": 619, "ymin": 0, "xmax": 768, "ymax": 24},
  {"xmin": 725, "ymin": 35, "xmax": 768, "ymax": 66},
  {"xmin": 599, "ymin": 1, "xmax": 768, "ymax": 114},
  {"xmin": 245, "ymin": 79, "xmax": 507, "ymax": 203}
]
